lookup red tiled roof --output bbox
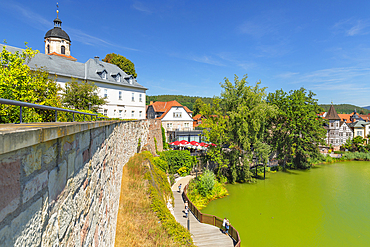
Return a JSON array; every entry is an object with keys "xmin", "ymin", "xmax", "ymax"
[
  {"xmin": 193, "ymin": 114, "xmax": 202, "ymax": 120},
  {"xmin": 148, "ymin": 100, "xmax": 192, "ymax": 119},
  {"xmin": 48, "ymin": 52, "xmax": 77, "ymax": 61},
  {"xmin": 338, "ymin": 114, "xmax": 351, "ymax": 123}
]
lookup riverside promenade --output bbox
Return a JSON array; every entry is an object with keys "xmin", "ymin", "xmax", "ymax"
[{"xmin": 171, "ymin": 176, "xmax": 234, "ymax": 247}]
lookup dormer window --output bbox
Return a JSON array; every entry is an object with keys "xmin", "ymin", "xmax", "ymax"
[
  {"xmin": 112, "ymin": 73, "xmax": 121, "ymax": 82},
  {"xmin": 129, "ymin": 77, "xmax": 133, "ymax": 84},
  {"xmin": 98, "ymin": 70, "xmax": 107, "ymax": 80}
]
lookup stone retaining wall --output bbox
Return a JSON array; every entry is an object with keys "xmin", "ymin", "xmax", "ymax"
[{"xmin": 0, "ymin": 119, "xmax": 163, "ymax": 246}]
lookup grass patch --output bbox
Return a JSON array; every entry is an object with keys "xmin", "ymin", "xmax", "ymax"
[{"xmin": 115, "ymin": 152, "xmax": 194, "ymax": 246}]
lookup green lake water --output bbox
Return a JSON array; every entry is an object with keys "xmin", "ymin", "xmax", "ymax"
[{"xmin": 202, "ymin": 161, "xmax": 370, "ymax": 246}]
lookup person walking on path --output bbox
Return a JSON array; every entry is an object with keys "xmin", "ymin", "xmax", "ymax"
[
  {"xmin": 225, "ymin": 219, "xmax": 230, "ymax": 235},
  {"xmin": 222, "ymin": 218, "xmax": 227, "ymax": 233},
  {"xmin": 184, "ymin": 201, "xmax": 189, "ymax": 211},
  {"xmin": 178, "ymin": 183, "xmax": 182, "ymax": 193}
]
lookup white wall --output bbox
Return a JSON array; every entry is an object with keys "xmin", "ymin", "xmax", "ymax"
[
  {"xmin": 161, "ymin": 107, "xmax": 193, "ymax": 121},
  {"xmin": 53, "ymin": 76, "xmax": 146, "ymax": 119}
]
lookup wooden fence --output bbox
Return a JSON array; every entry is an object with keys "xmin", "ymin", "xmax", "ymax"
[{"xmin": 183, "ymin": 184, "xmax": 241, "ymax": 247}]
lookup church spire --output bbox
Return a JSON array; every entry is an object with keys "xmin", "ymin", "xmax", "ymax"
[{"xmin": 53, "ymin": 3, "xmax": 62, "ymax": 28}]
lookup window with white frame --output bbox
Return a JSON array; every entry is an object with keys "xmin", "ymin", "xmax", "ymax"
[
  {"xmin": 114, "ymin": 109, "xmax": 116, "ymax": 116},
  {"xmin": 119, "ymin": 91, "xmax": 122, "ymax": 100},
  {"xmin": 119, "ymin": 110, "xmax": 122, "ymax": 117},
  {"xmin": 139, "ymin": 111, "xmax": 142, "ymax": 118},
  {"xmin": 167, "ymin": 123, "xmax": 173, "ymax": 128},
  {"xmin": 132, "ymin": 93, "xmax": 135, "ymax": 102},
  {"xmin": 357, "ymin": 131, "xmax": 362, "ymax": 136},
  {"xmin": 104, "ymin": 109, "xmax": 108, "ymax": 116},
  {"xmin": 131, "ymin": 111, "xmax": 135, "ymax": 118},
  {"xmin": 100, "ymin": 70, "xmax": 107, "ymax": 80},
  {"xmin": 104, "ymin": 89, "xmax": 107, "ymax": 98},
  {"xmin": 124, "ymin": 110, "xmax": 127, "ymax": 117},
  {"xmin": 184, "ymin": 123, "xmax": 189, "ymax": 128},
  {"xmin": 173, "ymin": 112, "xmax": 182, "ymax": 118},
  {"xmin": 139, "ymin": 94, "xmax": 142, "ymax": 102},
  {"xmin": 116, "ymin": 74, "xmax": 121, "ymax": 82}
]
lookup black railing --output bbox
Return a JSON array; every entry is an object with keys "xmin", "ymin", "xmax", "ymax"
[{"xmin": 0, "ymin": 98, "xmax": 109, "ymax": 123}]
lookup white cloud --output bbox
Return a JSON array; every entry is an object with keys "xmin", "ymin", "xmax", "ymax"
[
  {"xmin": 276, "ymin": 72, "xmax": 299, "ymax": 79},
  {"xmin": 0, "ymin": 2, "xmax": 50, "ymax": 30},
  {"xmin": 333, "ymin": 18, "xmax": 370, "ymax": 36},
  {"xmin": 67, "ymin": 27, "xmax": 139, "ymax": 51},
  {"xmin": 131, "ymin": 1, "xmax": 153, "ymax": 13}
]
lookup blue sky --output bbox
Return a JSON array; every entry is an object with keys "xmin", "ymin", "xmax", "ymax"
[{"xmin": 1, "ymin": 0, "xmax": 370, "ymax": 106}]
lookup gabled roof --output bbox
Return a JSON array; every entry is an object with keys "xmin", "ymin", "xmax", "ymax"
[
  {"xmin": 338, "ymin": 114, "xmax": 351, "ymax": 123},
  {"xmin": 325, "ymin": 105, "xmax": 341, "ymax": 120},
  {"xmin": 348, "ymin": 120, "xmax": 368, "ymax": 128},
  {"xmin": 148, "ymin": 100, "xmax": 192, "ymax": 119},
  {"xmin": 193, "ymin": 114, "xmax": 203, "ymax": 120}
]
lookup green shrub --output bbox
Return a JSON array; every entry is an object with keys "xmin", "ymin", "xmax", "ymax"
[
  {"xmin": 177, "ymin": 167, "xmax": 188, "ymax": 176},
  {"xmin": 197, "ymin": 170, "xmax": 216, "ymax": 197},
  {"xmin": 187, "ymin": 174, "xmax": 228, "ymax": 210},
  {"xmin": 153, "ymin": 157, "xmax": 168, "ymax": 173},
  {"xmin": 159, "ymin": 150, "xmax": 197, "ymax": 174}
]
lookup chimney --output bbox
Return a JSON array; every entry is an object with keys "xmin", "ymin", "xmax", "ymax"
[{"xmin": 94, "ymin": 56, "xmax": 99, "ymax": 63}]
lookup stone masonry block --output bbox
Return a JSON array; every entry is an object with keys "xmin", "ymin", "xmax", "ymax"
[
  {"xmin": 67, "ymin": 151, "xmax": 76, "ymax": 179},
  {"xmin": 0, "ymin": 158, "xmax": 21, "ymax": 222},
  {"xmin": 23, "ymin": 147, "xmax": 42, "ymax": 176},
  {"xmin": 11, "ymin": 198, "xmax": 43, "ymax": 247},
  {"xmin": 2, "ymin": 129, "xmax": 41, "ymax": 156},
  {"xmin": 0, "ymin": 225, "xmax": 11, "ymax": 247},
  {"xmin": 48, "ymin": 160, "xmax": 67, "ymax": 203},
  {"xmin": 79, "ymin": 131, "xmax": 90, "ymax": 150},
  {"xmin": 22, "ymin": 170, "xmax": 48, "ymax": 204},
  {"xmin": 74, "ymin": 152, "xmax": 83, "ymax": 172},
  {"xmin": 43, "ymin": 144, "xmax": 57, "ymax": 165}
]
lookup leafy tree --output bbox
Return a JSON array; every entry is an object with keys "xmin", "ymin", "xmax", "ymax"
[
  {"xmin": 0, "ymin": 45, "xmax": 61, "ymax": 123},
  {"xmin": 62, "ymin": 78, "xmax": 106, "ymax": 111},
  {"xmin": 193, "ymin": 98, "xmax": 205, "ymax": 115},
  {"xmin": 103, "ymin": 53, "xmax": 137, "ymax": 78},
  {"xmin": 159, "ymin": 150, "xmax": 197, "ymax": 174},
  {"xmin": 267, "ymin": 88, "xmax": 327, "ymax": 169},
  {"xmin": 202, "ymin": 75, "xmax": 276, "ymax": 183}
]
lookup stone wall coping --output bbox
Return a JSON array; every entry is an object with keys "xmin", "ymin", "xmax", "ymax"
[{"xmin": 0, "ymin": 121, "xmax": 126, "ymax": 155}]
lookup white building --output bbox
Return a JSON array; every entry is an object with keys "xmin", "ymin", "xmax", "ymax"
[
  {"xmin": 146, "ymin": 101, "xmax": 193, "ymax": 131},
  {"xmin": 0, "ymin": 10, "xmax": 147, "ymax": 119}
]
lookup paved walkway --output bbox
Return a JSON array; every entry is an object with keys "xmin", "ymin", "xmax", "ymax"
[{"xmin": 171, "ymin": 176, "xmax": 234, "ymax": 247}]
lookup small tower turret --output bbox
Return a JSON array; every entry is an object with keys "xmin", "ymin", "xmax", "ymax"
[{"xmin": 44, "ymin": 4, "xmax": 76, "ymax": 61}]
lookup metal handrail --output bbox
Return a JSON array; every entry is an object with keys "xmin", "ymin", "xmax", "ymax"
[
  {"xmin": 183, "ymin": 184, "xmax": 241, "ymax": 247},
  {"xmin": 0, "ymin": 98, "xmax": 108, "ymax": 123}
]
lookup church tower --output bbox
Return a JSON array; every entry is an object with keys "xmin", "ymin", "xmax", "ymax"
[{"xmin": 44, "ymin": 6, "xmax": 76, "ymax": 61}]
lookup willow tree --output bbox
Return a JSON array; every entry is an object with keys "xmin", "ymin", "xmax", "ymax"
[
  {"xmin": 201, "ymin": 74, "xmax": 277, "ymax": 183},
  {"xmin": 267, "ymin": 88, "xmax": 326, "ymax": 169}
]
